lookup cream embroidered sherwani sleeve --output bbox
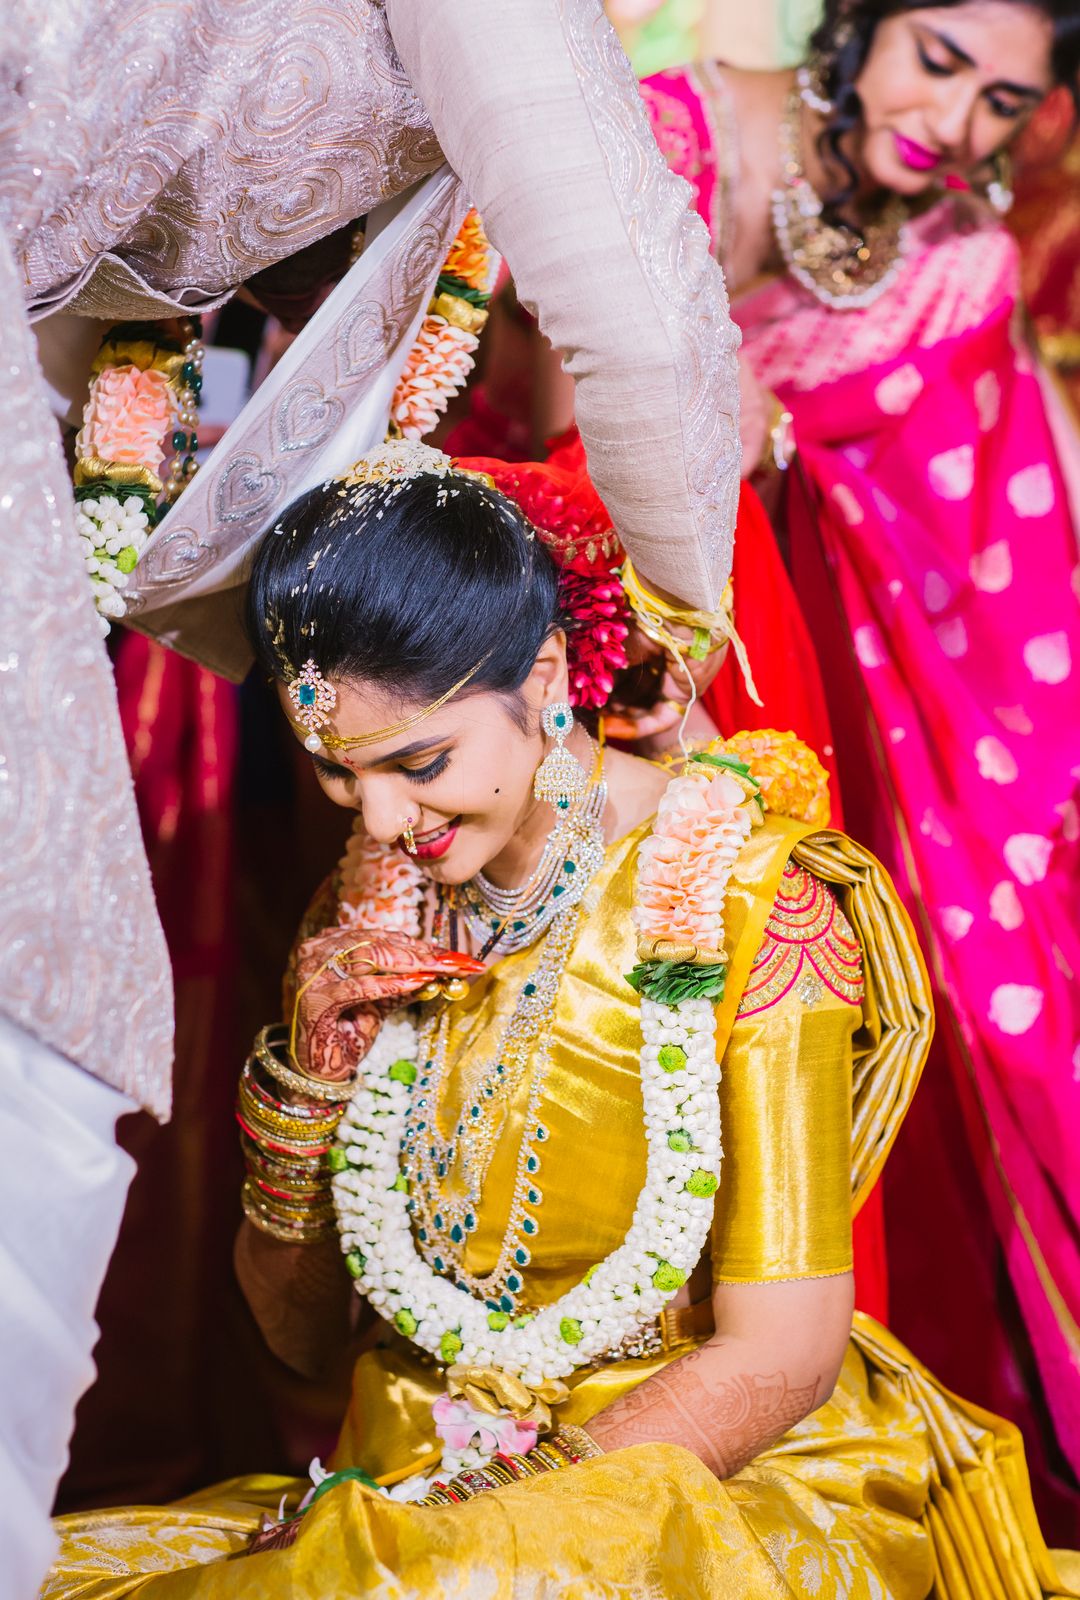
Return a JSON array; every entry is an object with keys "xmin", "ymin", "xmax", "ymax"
[{"xmin": 387, "ymin": 0, "xmax": 740, "ymax": 608}]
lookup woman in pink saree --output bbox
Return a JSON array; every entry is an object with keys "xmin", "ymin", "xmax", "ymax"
[{"xmin": 636, "ymin": 0, "xmax": 1080, "ymax": 1510}]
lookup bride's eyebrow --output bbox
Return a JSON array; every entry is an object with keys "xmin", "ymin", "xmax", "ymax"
[
  {"xmin": 355, "ymin": 735, "xmax": 452, "ymax": 770},
  {"xmin": 926, "ymin": 26, "xmax": 1043, "ymax": 98}
]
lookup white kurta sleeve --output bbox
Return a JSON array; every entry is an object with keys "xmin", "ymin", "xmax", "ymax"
[{"xmin": 386, "ymin": 0, "xmax": 740, "ymax": 607}]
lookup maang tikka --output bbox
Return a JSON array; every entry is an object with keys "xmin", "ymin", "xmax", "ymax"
[
  {"xmin": 533, "ymin": 702, "xmax": 589, "ymax": 812},
  {"xmin": 289, "ymin": 659, "xmax": 337, "ymax": 752}
]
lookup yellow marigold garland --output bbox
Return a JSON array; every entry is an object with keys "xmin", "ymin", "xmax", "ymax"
[{"xmin": 710, "ymin": 730, "xmax": 831, "ymax": 827}]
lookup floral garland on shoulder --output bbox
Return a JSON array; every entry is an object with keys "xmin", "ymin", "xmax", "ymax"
[{"xmin": 328, "ymin": 730, "xmax": 829, "ymax": 1498}]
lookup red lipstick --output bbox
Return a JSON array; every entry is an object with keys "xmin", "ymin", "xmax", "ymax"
[
  {"xmin": 893, "ymin": 132, "xmax": 942, "ymax": 173},
  {"xmin": 403, "ymin": 818, "xmax": 460, "ymax": 862}
]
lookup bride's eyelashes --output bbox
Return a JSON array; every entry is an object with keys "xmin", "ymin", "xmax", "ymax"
[{"xmin": 403, "ymin": 752, "xmax": 451, "ymax": 786}]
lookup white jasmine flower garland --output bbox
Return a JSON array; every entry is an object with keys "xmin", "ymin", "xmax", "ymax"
[
  {"xmin": 75, "ymin": 493, "xmax": 153, "ymax": 633},
  {"xmin": 333, "ymin": 989, "xmax": 721, "ymax": 1383}
]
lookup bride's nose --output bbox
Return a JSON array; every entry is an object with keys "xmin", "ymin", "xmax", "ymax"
[{"xmin": 358, "ymin": 778, "xmax": 418, "ymax": 847}]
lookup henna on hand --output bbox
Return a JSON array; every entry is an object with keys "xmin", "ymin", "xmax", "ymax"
[{"xmin": 586, "ymin": 1346, "xmax": 821, "ymax": 1478}]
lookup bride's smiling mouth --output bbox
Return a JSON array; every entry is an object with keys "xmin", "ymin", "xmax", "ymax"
[{"xmin": 402, "ymin": 816, "xmax": 462, "ymax": 861}]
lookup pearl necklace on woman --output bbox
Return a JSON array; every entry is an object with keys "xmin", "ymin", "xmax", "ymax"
[{"xmin": 457, "ymin": 766, "xmax": 607, "ymax": 955}]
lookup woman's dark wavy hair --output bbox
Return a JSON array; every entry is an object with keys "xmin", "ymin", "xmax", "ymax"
[
  {"xmin": 810, "ymin": 0, "xmax": 1080, "ymax": 205},
  {"xmin": 245, "ymin": 471, "xmax": 564, "ymax": 729}
]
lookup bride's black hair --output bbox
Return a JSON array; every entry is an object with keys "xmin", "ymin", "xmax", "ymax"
[
  {"xmin": 810, "ymin": 0, "xmax": 1080, "ymax": 204},
  {"xmin": 246, "ymin": 470, "xmax": 564, "ymax": 724}
]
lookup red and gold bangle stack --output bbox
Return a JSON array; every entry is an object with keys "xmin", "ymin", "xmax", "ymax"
[
  {"xmin": 418, "ymin": 1426, "xmax": 602, "ymax": 1506},
  {"xmin": 236, "ymin": 1052, "xmax": 345, "ymax": 1244}
]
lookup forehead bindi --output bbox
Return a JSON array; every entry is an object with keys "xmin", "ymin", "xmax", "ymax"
[{"xmin": 918, "ymin": 5, "xmax": 1054, "ymax": 88}]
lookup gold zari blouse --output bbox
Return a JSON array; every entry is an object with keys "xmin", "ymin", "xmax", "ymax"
[{"xmin": 45, "ymin": 819, "xmax": 1078, "ymax": 1600}]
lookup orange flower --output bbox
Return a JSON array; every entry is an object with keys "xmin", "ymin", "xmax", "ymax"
[
  {"xmin": 716, "ymin": 731, "xmax": 831, "ymax": 827},
  {"xmin": 79, "ymin": 364, "xmax": 174, "ymax": 470},
  {"xmin": 443, "ymin": 210, "xmax": 491, "ymax": 292}
]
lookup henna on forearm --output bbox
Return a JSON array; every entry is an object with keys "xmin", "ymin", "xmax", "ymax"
[{"xmin": 586, "ymin": 1346, "xmax": 821, "ymax": 1478}]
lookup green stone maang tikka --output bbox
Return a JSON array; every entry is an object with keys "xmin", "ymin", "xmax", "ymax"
[{"xmin": 289, "ymin": 658, "xmax": 338, "ymax": 752}]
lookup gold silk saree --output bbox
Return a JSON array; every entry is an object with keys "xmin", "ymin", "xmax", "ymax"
[{"xmin": 46, "ymin": 817, "xmax": 1079, "ymax": 1600}]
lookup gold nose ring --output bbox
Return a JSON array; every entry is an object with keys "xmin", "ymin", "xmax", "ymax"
[{"xmin": 401, "ymin": 816, "xmax": 418, "ymax": 855}]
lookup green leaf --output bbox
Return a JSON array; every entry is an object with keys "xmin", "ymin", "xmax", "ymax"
[
  {"xmin": 687, "ymin": 750, "xmax": 760, "ymax": 791},
  {"xmin": 625, "ymin": 960, "xmax": 727, "ymax": 1005},
  {"xmin": 435, "ymin": 273, "xmax": 491, "ymax": 307}
]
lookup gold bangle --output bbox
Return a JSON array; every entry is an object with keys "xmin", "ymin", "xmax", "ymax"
[
  {"xmin": 245, "ymin": 1053, "xmax": 341, "ymax": 1117},
  {"xmin": 241, "ymin": 1136, "xmax": 328, "ymax": 1182},
  {"xmin": 757, "ymin": 392, "xmax": 795, "ymax": 475},
  {"xmin": 254, "ymin": 1026, "xmax": 356, "ymax": 1105},
  {"xmin": 244, "ymin": 1192, "xmax": 336, "ymax": 1229},
  {"xmin": 420, "ymin": 1486, "xmax": 453, "ymax": 1507},
  {"xmin": 241, "ymin": 1183, "xmax": 336, "ymax": 1244},
  {"xmin": 551, "ymin": 1424, "xmax": 604, "ymax": 1462},
  {"xmin": 238, "ymin": 1078, "xmax": 342, "ymax": 1139},
  {"xmin": 247, "ymin": 1170, "xmax": 333, "ymax": 1203},
  {"xmin": 237, "ymin": 1097, "xmax": 340, "ymax": 1151}
]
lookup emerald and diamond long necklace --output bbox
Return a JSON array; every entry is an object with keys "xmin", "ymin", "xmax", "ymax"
[{"xmin": 401, "ymin": 767, "xmax": 607, "ymax": 1313}]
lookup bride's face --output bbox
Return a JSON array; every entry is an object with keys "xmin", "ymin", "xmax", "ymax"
[
  {"xmin": 278, "ymin": 637, "xmax": 569, "ymax": 887},
  {"xmin": 853, "ymin": 3, "xmax": 1054, "ymax": 197}
]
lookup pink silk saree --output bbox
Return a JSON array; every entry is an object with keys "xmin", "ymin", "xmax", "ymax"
[{"xmin": 643, "ymin": 66, "xmax": 1080, "ymax": 1489}]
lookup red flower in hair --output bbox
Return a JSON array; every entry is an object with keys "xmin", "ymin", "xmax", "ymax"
[{"xmin": 455, "ymin": 432, "xmax": 629, "ymax": 710}]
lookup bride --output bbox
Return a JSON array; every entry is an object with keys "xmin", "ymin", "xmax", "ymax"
[{"xmin": 46, "ymin": 443, "xmax": 1076, "ymax": 1598}]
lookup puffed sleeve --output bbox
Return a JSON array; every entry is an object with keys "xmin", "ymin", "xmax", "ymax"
[
  {"xmin": 384, "ymin": 0, "xmax": 741, "ymax": 608},
  {"xmin": 711, "ymin": 862, "xmax": 861, "ymax": 1283}
]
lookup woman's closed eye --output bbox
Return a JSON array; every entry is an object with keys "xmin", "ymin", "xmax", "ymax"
[
  {"xmin": 917, "ymin": 40, "xmax": 954, "ymax": 77},
  {"xmin": 985, "ymin": 93, "xmax": 1026, "ymax": 121},
  {"xmin": 312, "ymin": 754, "xmax": 353, "ymax": 782},
  {"xmin": 402, "ymin": 752, "xmax": 450, "ymax": 785}
]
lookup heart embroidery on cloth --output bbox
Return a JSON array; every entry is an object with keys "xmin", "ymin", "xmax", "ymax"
[
  {"xmin": 1023, "ymin": 632, "xmax": 1071, "ymax": 686},
  {"xmin": 1006, "ymin": 463, "xmax": 1055, "ymax": 519},
  {"xmin": 874, "ymin": 363, "xmax": 924, "ymax": 416},
  {"xmin": 989, "ymin": 881, "xmax": 1024, "ymax": 930},
  {"xmin": 1003, "ymin": 833, "xmax": 1053, "ymax": 885},
  {"xmin": 988, "ymin": 983, "xmax": 1044, "ymax": 1036}
]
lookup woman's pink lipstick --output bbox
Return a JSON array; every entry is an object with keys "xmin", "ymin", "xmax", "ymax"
[
  {"xmin": 893, "ymin": 132, "xmax": 941, "ymax": 172},
  {"xmin": 405, "ymin": 819, "xmax": 460, "ymax": 861}
]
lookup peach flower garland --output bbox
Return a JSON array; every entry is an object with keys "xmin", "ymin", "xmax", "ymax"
[
  {"xmin": 337, "ymin": 823, "xmax": 424, "ymax": 935},
  {"xmin": 73, "ymin": 320, "xmax": 203, "ymax": 631},
  {"xmin": 77, "ymin": 365, "xmax": 174, "ymax": 471},
  {"xmin": 389, "ymin": 208, "xmax": 497, "ymax": 441},
  {"xmin": 632, "ymin": 753, "xmax": 763, "ymax": 963}
]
